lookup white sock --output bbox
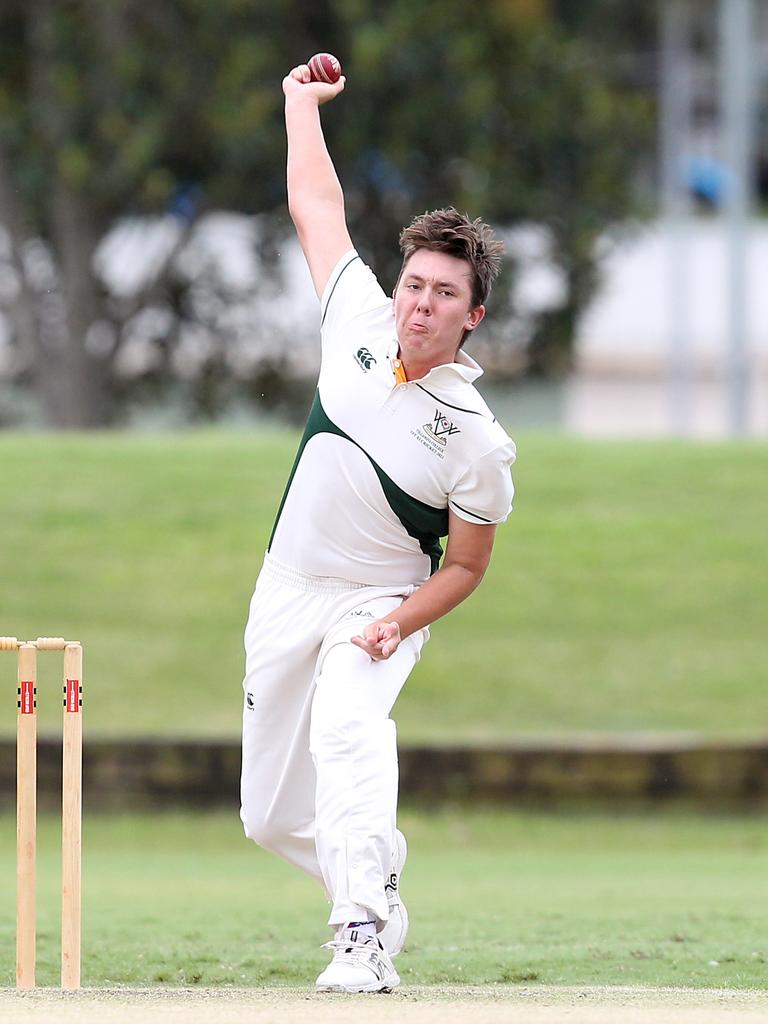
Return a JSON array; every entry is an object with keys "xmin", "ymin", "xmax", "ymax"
[{"xmin": 338, "ymin": 920, "xmax": 378, "ymax": 942}]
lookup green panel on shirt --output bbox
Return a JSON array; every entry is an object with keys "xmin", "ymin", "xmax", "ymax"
[{"xmin": 269, "ymin": 391, "xmax": 447, "ymax": 574}]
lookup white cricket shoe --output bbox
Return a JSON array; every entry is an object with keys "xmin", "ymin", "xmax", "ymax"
[
  {"xmin": 378, "ymin": 828, "xmax": 409, "ymax": 957},
  {"xmin": 316, "ymin": 934, "xmax": 400, "ymax": 993}
]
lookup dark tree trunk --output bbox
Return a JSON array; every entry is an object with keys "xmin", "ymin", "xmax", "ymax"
[
  {"xmin": 0, "ymin": 145, "xmax": 39, "ymax": 380},
  {"xmin": 24, "ymin": 0, "xmax": 114, "ymax": 427},
  {"xmin": 42, "ymin": 182, "xmax": 113, "ymax": 428}
]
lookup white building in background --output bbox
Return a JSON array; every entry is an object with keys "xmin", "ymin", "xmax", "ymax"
[
  {"xmin": 569, "ymin": 219, "xmax": 768, "ymax": 438},
  {"xmin": 577, "ymin": 219, "xmax": 767, "ymax": 375}
]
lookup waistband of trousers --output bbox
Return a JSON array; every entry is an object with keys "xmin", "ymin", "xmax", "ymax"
[{"xmin": 262, "ymin": 552, "xmax": 369, "ymax": 593}]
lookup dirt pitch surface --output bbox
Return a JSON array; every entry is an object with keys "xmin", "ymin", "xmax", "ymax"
[{"xmin": 1, "ymin": 985, "xmax": 766, "ymax": 1024}]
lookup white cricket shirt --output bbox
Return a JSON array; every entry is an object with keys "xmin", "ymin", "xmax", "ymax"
[{"xmin": 268, "ymin": 250, "xmax": 516, "ymax": 586}]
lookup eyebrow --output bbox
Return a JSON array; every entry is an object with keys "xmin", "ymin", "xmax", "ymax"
[{"xmin": 404, "ymin": 273, "xmax": 466, "ymax": 289}]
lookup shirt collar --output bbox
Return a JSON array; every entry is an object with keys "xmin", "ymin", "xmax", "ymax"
[{"xmin": 387, "ymin": 338, "xmax": 483, "ymax": 385}]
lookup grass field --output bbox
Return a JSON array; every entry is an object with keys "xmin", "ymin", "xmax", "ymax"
[
  {"xmin": 0, "ymin": 808, "xmax": 765, "ymax": 990},
  {"xmin": 0, "ymin": 431, "xmax": 766, "ymax": 741}
]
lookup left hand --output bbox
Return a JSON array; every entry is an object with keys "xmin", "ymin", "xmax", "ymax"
[{"xmin": 350, "ymin": 619, "xmax": 402, "ymax": 661}]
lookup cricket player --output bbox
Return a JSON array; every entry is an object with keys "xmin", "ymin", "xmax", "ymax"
[{"xmin": 239, "ymin": 62, "xmax": 515, "ymax": 993}]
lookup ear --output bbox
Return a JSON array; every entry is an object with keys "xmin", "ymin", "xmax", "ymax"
[{"xmin": 464, "ymin": 304, "xmax": 485, "ymax": 333}]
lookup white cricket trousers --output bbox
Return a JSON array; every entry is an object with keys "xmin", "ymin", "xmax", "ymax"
[{"xmin": 240, "ymin": 553, "xmax": 427, "ymax": 926}]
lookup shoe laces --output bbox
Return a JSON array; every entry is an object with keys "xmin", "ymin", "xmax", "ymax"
[{"xmin": 321, "ymin": 937, "xmax": 386, "ymax": 968}]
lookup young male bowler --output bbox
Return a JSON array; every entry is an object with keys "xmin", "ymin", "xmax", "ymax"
[{"xmin": 239, "ymin": 61, "xmax": 516, "ymax": 993}]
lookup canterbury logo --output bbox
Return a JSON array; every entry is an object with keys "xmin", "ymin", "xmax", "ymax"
[
  {"xmin": 355, "ymin": 347, "xmax": 377, "ymax": 371},
  {"xmin": 423, "ymin": 409, "xmax": 460, "ymax": 445},
  {"xmin": 384, "ymin": 872, "xmax": 398, "ymax": 893}
]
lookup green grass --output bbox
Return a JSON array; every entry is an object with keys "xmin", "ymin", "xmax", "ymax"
[
  {"xmin": 0, "ymin": 808, "xmax": 765, "ymax": 988},
  {"xmin": 0, "ymin": 431, "xmax": 766, "ymax": 740}
]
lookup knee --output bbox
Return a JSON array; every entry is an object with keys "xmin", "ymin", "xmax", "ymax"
[
  {"xmin": 309, "ymin": 703, "xmax": 365, "ymax": 751},
  {"xmin": 309, "ymin": 710, "xmax": 395, "ymax": 762},
  {"xmin": 240, "ymin": 801, "xmax": 281, "ymax": 851}
]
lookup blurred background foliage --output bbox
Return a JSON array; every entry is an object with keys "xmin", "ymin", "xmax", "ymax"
[{"xmin": 0, "ymin": 0, "xmax": 654, "ymax": 427}]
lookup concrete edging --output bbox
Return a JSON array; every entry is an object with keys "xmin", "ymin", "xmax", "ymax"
[{"xmin": 1, "ymin": 736, "xmax": 767, "ymax": 810}]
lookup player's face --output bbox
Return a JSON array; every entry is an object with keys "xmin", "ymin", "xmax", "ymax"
[{"xmin": 393, "ymin": 250, "xmax": 485, "ymax": 374}]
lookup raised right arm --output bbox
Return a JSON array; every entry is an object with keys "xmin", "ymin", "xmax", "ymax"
[{"xmin": 283, "ymin": 65, "xmax": 353, "ymax": 298}]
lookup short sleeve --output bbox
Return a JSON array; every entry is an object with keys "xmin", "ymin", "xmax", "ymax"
[
  {"xmin": 319, "ymin": 250, "xmax": 389, "ymax": 339},
  {"xmin": 448, "ymin": 440, "xmax": 516, "ymax": 525}
]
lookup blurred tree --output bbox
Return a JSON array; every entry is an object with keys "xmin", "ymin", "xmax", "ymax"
[
  {"xmin": 0, "ymin": 0, "xmax": 299, "ymax": 425},
  {"xmin": 550, "ymin": 0, "xmax": 657, "ymax": 54},
  {"xmin": 0, "ymin": 0, "xmax": 651, "ymax": 425},
  {"xmin": 332, "ymin": 0, "xmax": 652, "ymax": 372}
]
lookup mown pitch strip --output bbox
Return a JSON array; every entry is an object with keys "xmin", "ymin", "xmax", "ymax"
[{"xmin": 1, "ymin": 985, "xmax": 766, "ymax": 1024}]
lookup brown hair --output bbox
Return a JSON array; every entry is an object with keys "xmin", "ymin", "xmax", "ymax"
[{"xmin": 398, "ymin": 207, "xmax": 504, "ymax": 309}]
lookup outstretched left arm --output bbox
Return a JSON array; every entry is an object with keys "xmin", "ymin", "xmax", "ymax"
[{"xmin": 351, "ymin": 510, "xmax": 497, "ymax": 661}]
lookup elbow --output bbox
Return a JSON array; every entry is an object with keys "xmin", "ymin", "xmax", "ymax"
[
  {"xmin": 286, "ymin": 199, "xmax": 309, "ymax": 235},
  {"xmin": 447, "ymin": 558, "xmax": 489, "ymax": 592},
  {"xmin": 468, "ymin": 563, "xmax": 488, "ymax": 590},
  {"xmin": 286, "ymin": 190, "xmax": 303, "ymax": 225},
  {"xmin": 288, "ymin": 188, "xmax": 345, "ymax": 226}
]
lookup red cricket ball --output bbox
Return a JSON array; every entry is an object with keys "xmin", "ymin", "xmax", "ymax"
[{"xmin": 307, "ymin": 53, "xmax": 342, "ymax": 85}]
